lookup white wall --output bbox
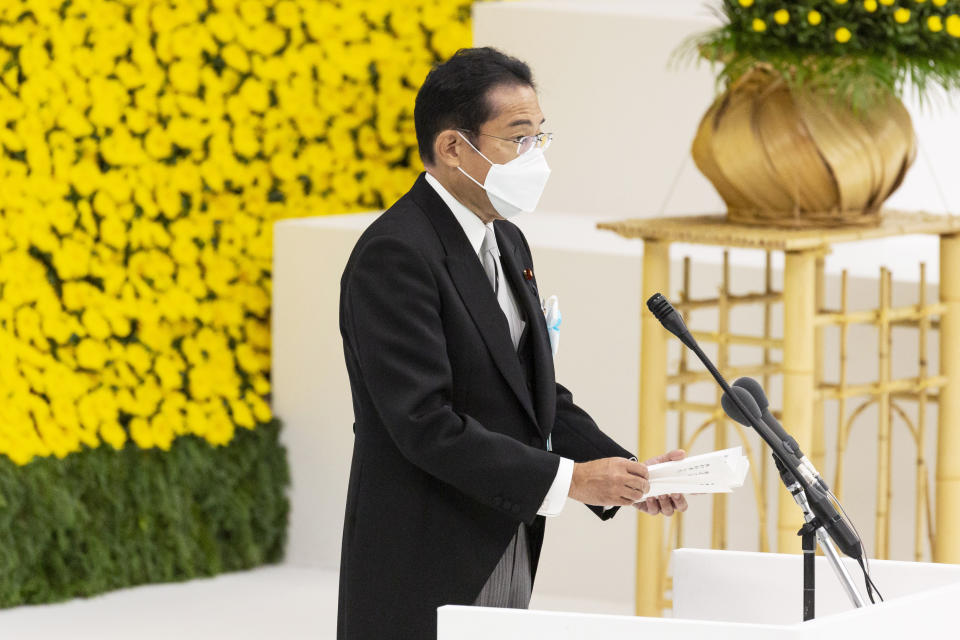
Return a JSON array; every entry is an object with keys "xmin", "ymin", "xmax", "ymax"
[
  {"xmin": 473, "ymin": 0, "xmax": 960, "ymax": 217},
  {"xmin": 472, "ymin": 0, "xmax": 724, "ymax": 219}
]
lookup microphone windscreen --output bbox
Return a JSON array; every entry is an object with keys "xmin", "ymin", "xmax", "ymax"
[
  {"xmin": 646, "ymin": 293, "xmax": 673, "ymax": 322},
  {"xmin": 733, "ymin": 377, "xmax": 770, "ymax": 411},
  {"xmin": 721, "ymin": 386, "xmax": 762, "ymax": 427}
]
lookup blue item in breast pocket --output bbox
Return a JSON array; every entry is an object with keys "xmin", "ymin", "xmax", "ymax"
[{"xmin": 542, "ymin": 295, "xmax": 561, "ymax": 357}]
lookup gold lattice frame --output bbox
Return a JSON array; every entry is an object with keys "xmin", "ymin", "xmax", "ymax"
[{"xmin": 598, "ymin": 210, "xmax": 960, "ymax": 616}]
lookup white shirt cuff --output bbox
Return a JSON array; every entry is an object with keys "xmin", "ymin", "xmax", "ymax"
[{"xmin": 537, "ymin": 456, "xmax": 574, "ymax": 517}]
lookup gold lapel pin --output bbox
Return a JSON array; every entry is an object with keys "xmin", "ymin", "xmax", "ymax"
[{"xmin": 523, "ymin": 269, "xmax": 534, "ymax": 281}]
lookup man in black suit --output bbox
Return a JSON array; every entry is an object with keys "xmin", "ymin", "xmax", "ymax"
[{"xmin": 337, "ymin": 47, "xmax": 687, "ymax": 640}]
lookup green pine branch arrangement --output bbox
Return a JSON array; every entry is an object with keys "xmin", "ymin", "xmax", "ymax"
[
  {"xmin": 676, "ymin": 0, "xmax": 960, "ymax": 109},
  {"xmin": 0, "ymin": 419, "xmax": 289, "ymax": 607}
]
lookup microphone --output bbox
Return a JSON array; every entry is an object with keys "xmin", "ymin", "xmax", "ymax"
[
  {"xmin": 721, "ymin": 386, "xmax": 803, "ymax": 486},
  {"xmin": 720, "ymin": 386, "xmax": 861, "ymax": 558},
  {"xmin": 648, "ymin": 292, "xmax": 862, "ymax": 560},
  {"xmin": 733, "ymin": 377, "xmax": 830, "ymax": 492},
  {"xmin": 646, "ymin": 293, "xmax": 696, "ymax": 350}
]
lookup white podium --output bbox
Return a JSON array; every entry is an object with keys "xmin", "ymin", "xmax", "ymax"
[{"xmin": 439, "ymin": 548, "xmax": 960, "ymax": 639}]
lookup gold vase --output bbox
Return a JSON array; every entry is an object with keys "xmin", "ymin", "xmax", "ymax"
[{"xmin": 691, "ymin": 65, "xmax": 917, "ymax": 227}]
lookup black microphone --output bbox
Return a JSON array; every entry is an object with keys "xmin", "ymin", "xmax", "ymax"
[
  {"xmin": 733, "ymin": 377, "xmax": 830, "ymax": 492},
  {"xmin": 646, "ymin": 293, "xmax": 696, "ymax": 350},
  {"xmin": 721, "ymin": 387, "xmax": 800, "ymax": 486},
  {"xmin": 648, "ymin": 292, "xmax": 862, "ymax": 560},
  {"xmin": 647, "ymin": 292, "xmax": 806, "ymax": 479},
  {"xmin": 720, "ymin": 386, "xmax": 861, "ymax": 558}
]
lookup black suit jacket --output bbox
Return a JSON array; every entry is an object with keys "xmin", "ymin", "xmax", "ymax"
[{"xmin": 337, "ymin": 172, "xmax": 634, "ymax": 640}]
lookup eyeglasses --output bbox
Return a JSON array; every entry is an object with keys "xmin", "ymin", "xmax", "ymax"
[{"xmin": 457, "ymin": 129, "xmax": 553, "ymax": 156}]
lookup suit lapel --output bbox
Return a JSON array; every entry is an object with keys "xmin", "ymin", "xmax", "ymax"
[
  {"xmin": 496, "ymin": 224, "xmax": 556, "ymax": 441},
  {"xmin": 409, "ymin": 174, "xmax": 539, "ymax": 429}
]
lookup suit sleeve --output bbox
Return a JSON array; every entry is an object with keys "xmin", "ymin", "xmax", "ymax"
[
  {"xmin": 549, "ymin": 382, "xmax": 637, "ymax": 520},
  {"xmin": 343, "ymin": 235, "xmax": 560, "ymax": 524}
]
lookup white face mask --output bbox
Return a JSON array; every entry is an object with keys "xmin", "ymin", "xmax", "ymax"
[{"xmin": 457, "ymin": 131, "xmax": 551, "ymax": 219}]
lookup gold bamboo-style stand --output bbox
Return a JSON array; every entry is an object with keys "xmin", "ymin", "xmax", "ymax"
[{"xmin": 598, "ymin": 210, "xmax": 960, "ymax": 617}]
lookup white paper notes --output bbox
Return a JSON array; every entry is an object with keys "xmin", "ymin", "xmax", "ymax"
[{"xmin": 637, "ymin": 446, "xmax": 749, "ymax": 500}]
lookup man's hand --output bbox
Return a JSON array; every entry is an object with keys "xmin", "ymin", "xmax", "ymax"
[
  {"xmin": 568, "ymin": 457, "xmax": 650, "ymax": 507},
  {"xmin": 634, "ymin": 449, "xmax": 689, "ymax": 516}
]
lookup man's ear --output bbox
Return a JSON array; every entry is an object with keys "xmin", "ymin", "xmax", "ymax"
[{"xmin": 433, "ymin": 129, "xmax": 462, "ymax": 169}]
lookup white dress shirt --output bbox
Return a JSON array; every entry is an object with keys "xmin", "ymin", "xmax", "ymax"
[{"xmin": 425, "ymin": 171, "xmax": 573, "ymax": 517}]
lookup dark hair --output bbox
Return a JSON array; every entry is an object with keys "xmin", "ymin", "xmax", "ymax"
[{"xmin": 414, "ymin": 47, "xmax": 536, "ymax": 166}]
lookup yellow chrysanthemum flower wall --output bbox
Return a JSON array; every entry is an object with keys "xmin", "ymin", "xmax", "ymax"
[{"xmin": 0, "ymin": 0, "xmax": 476, "ymax": 465}]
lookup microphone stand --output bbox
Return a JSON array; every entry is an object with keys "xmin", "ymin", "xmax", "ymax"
[
  {"xmin": 646, "ymin": 293, "xmax": 868, "ymax": 617},
  {"xmin": 773, "ymin": 457, "xmax": 867, "ymax": 618}
]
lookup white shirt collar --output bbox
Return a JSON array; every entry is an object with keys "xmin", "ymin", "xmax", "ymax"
[{"xmin": 424, "ymin": 171, "xmax": 492, "ymax": 256}]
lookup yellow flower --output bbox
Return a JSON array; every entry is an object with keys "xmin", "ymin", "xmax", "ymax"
[
  {"xmin": 229, "ymin": 399, "xmax": 255, "ymax": 429},
  {"xmin": 100, "ymin": 215, "xmax": 127, "ymax": 250},
  {"xmin": 125, "ymin": 342, "xmax": 152, "ymax": 376},
  {"xmin": 248, "ymin": 393, "xmax": 272, "ymax": 423},
  {"xmin": 879, "ymin": 0, "xmax": 894, "ymax": 5},
  {"xmin": 182, "ymin": 398, "xmax": 204, "ymax": 430},
  {"xmin": 864, "ymin": 0, "xmax": 878, "ymax": 12},
  {"xmin": 934, "ymin": 0, "xmax": 947, "ymax": 6},
  {"xmin": 929, "ymin": 15, "xmax": 944, "ymax": 31},
  {"xmin": 949, "ymin": 15, "xmax": 960, "ymax": 37},
  {"xmin": 144, "ymin": 127, "xmax": 172, "ymax": 159},
  {"xmin": 81, "ymin": 308, "xmax": 113, "ymax": 340},
  {"xmin": 221, "ymin": 43, "xmax": 249, "ymax": 72},
  {"xmin": 774, "ymin": 9, "xmax": 790, "ymax": 25},
  {"xmin": 251, "ymin": 24, "xmax": 286, "ymax": 56},
  {"xmin": 129, "ymin": 417, "xmax": 154, "ymax": 449},
  {"xmin": 239, "ymin": 78, "xmax": 270, "ymax": 112},
  {"xmin": 252, "ymin": 374, "xmax": 271, "ymax": 395},
  {"xmin": 100, "ymin": 420, "xmax": 128, "ymax": 451},
  {"xmin": 76, "ymin": 339, "xmax": 108, "ymax": 370},
  {"xmin": 808, "ymin": 10, "xmax": 822, "ymax": 25},
  {"xmin": 738, "ymin": 0, "xmax": 753, "ymax": 6},
  {"xmin": 835, "ymin": 27, "xmax": 853, "ymax": 43},
  {"xmin": 168, "ymin": 60, "xmax": 200, "ymax": 93},
  {"xmin": 239, "ymin": 0, "xmax": 267, "ymax": 25},
  {"xmin": 205, "ymin": 410, "xmax": 235, "ymax": 447},
  {"xmin": 894, "ymin": 7, "xmax": 911, "ymax": 23},
  {"xmin": 155, "ymin": 354, "xmax": 185, "ymax": 390},
  {"xmin": 150, "ymin": 413, "xmax": 175, "ymax": 451},
  {"xmin": 835, "ymin": 0, "xmax": 848, "ymax": 4},
  {"xmin": 58, "ymin": 106, "xmax": 93, "ymax": 137}
]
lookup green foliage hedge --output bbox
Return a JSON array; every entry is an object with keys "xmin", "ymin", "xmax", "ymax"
[{"xmin": 0, "ymin": 419, "xmax": 289, "ymax": 607}]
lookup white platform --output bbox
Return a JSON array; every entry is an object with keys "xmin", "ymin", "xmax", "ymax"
[{"xmin": 441, "ymin": 549, "xmax": 960, "ymax": 638}]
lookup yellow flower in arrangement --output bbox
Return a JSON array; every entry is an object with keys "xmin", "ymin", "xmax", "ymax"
[
  {"xmin": 948, "ymin": 14, "xmax": 960, "ymax": 37},
  {"xmin": 879, "ymin": 0, "xmax": 895, "ymax": 5},
  {"xmin": 894, "ymin": 8, "xmax": 911, "ymax": 23},
  {"xmin": 808, "ymin": 10, "xmax": 823, "ymax": 26},
  {"xmin": 753, "ymin": 18, "xmax": 767, "ymax": 32},
  {"xmin": 835, "ymin": 0, "xmax": 848, "ymax": 4},
  {"xmin": 836, "ymin": 26, "xmax": 853, "ymax": 43},
  {"xmin": 774, "ymin": 9, "xmax": 790, "ymax": 25},
  {"xmin": 864, "ymin": 0, "xmax": 878, "ymax": 12},
  {"xmin": 928, "ymin": 15, "xmax": 944, "ymax": 31},
  {"xmin": 738, "ymin": 0, "xmax": 753, "ymax": 6},
  {"xmin": 933, "ymin": 0, "xmax": 947, "ymax": 7}
]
